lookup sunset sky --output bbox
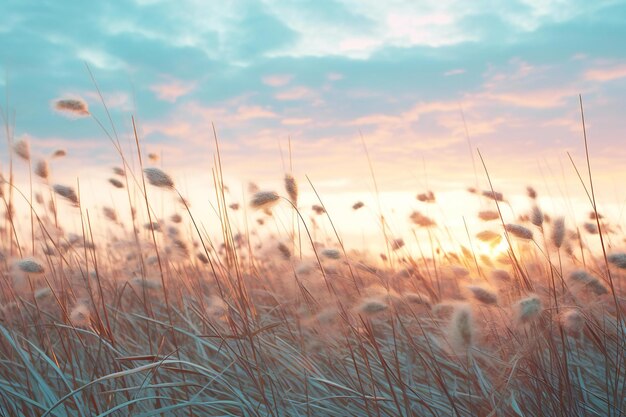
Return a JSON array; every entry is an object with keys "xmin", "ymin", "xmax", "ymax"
[{"xmin": 1, "ymin": 1, "xmax": 626, "ymax": 251}]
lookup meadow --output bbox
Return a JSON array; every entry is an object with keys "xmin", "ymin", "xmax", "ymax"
[{"xmin": 0, "ymin": 98, "xmax": 624, "ymax": 417}]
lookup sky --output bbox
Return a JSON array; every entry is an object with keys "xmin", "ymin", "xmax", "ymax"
[{"xmin": 1, "ymin": 0, "xmax": 626, "ymax": 253}]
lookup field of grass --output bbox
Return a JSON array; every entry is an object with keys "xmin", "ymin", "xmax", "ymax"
[{"xmin": 0, "ymin": 101, "xmax": 624, "ymax": 416}]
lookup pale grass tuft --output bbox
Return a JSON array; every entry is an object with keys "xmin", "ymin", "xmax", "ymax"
[
  {"xmin": 551, "ymin": 217, "xmax": 565, "ymax": 248},
  {"xmin": 34, "ymin": 287, "xmax": 52, "ymax": 299},
  {"xmin": 403, "ymin": 292, "xmax": 431, "ymax": 307},
  {"xmin": 476, "ymin": 230, "xmax": 502, "ymax": 245},
  {"xmin": 206, "ymin": 295, "xmax": 228, "ymax": 318},
  {"xmin": 505, "ymin": 224, "xmax": 533, "ymax": 240},
  {"xmin": 515, "ymin": 295, "xmax": 542, "ymax": 324},
  {"xmin": 53, "ymin": 184, "xmax": 79, "ymax": 206},
  {"xmin": 144, "ymin": 167, "xmax": 174, "ymax": 188},
  {"xmin": 16, "ymin": 258, "xmax": 45, "ymax": 274},
  {"xmin": 568, "ymin": 270, "xmax": 607, "ymax": 295},
  {"xmin": 359, "ymin": 297, "xmax": 388, "ymax": 314},
  {"xmin": 447, "ymin": 303, "xmax": 474, "ymax": 349},
  {"xmin": 466, "ymin": 285, "xmax": 498, "ymax": 305},
  {"xmin": 491, "ymin": 269, "xmax": 512, "ymax": 282},
  {"xmin": 13, "ymin": 139, "xmax": 30, "ymax": 161},
  {"xmin": 250, "ymin": 191, "xmax": 280, "ymax": 210},
  {"xmin": 130, "ymin": 276, "xmax": 162, "ymax": 290},
  {"xmin": 560, "ymin": 309, "xmax": 584, "ymax": 336},
  {"xmin": 69, "ymin": 303, "xmax": 90, "ymax": 327},
  {"xmin": 284, "ymin": 174, "xmax": 298, "ymax": 206}
]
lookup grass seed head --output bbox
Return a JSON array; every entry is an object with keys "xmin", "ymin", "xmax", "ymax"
[
  {"xmin": 250, "ymin": 191, "xmax": 280, "ymax": 210},
  {"xmin": 16, "ymin": 258, "xmax": 45, "ymax": 274},
  {"xmin": 53, "ymin": 184, "xmax": 79, "ymax": 206},
  {"xmin": 466, "ymin": 285, "xmax": 498, "ymax": 305},
  {"xmin": 516, "ymin": 295, "xmax": 542, "ymax": 324},
  {"xmin": 352, "ymin": 201, "xmax": 364, "ymax": 210},
  {"xmin": 13, "ymin": 139, "xmax": 30, "ymax": 161},
  {"xmin": 144, "ymin": 167, "xmax": 174, "ymax": 188},
  {"xmin": 448, "ymin": 303, "xmax": 474, "ymax": 349},
  {"xmin": 109, "ymin": 178, "xmax": 124, "ymax": 188},
  {"xmin": 505, "ymin": 224, "xmax": 533, "ymax": 240},
  {"xmin": 607, "ymin": 253, "xmax": 626, "ymax": 269},
  {"xmin": 54, "ymin": 98, "xmax": 89, "ymax": 116},
  {"xmin": 531, "ymin": 205, "xmax": 543, "ymax": 227},
  {"xmin": 551, "ymin": 217, "xmax": 565, "ymax": 248},
  {"xmin": 34, "ymin": 159, "xmax": 49, "ymax": 180},
  {"xmin": 478, "ymin": 210, "xmax": 500, "ymax": 221},
  {"xmin": 321, "ymin": 248, "xmax": 341, "ymax": 259},
  {"xmin": 410, "ymin": 211, "xmax": 436, "ymax": 227},
  {"xmin": 69, "ymin": 303, "xmax": 90, "ymax": 327},
  {"xmin": 359, "ymin": 298, "xmax": 388, "ymax": 314},
  {"xmin": 284, "ymin": 174, "xmax": 298, "ymax": 206}
]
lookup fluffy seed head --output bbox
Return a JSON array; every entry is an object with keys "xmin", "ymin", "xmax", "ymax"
[
  {"xmin": 516, "ymin": 295, "xmax": 542, "ymax": 323},
  {"xmin": 34, "ymin": 287, "xmax": 52, "ymax": 299},
  {"xmin": 54, "ymin": 98, "xmax": 89, "ymax": 116},
  {"xmin": 113, "ymin": 167, "xmax": 125, "ymax": 176},
  {"xmin": 551, "ymin": 217, "xmax": 565, "ymax": 248},
  {"xmin": 607, "ymin": 253, "xmax": 626, "ymax": 269},
  {"xmin": 531, "ymin": 205, "xmax": 543, "ymax": 227},
  {"xmin": 527, "ymin": 186, "xmax": 537, "ymax": 199},
  {"xmin": 250, "ymin": 191, "xmax": 279, "ymax": 210},
  {"xmin": 476, "ymin": 230, "xmax": 502, "ymax": 245},
  {"xmin": 416, "ymin": 191, "xmax": 435, "ymax": 203},
  {"xmin": 352, "ymin": 201, "xmax": 364, "ymax": 210},
  {"xmin": 403, "ymin": 292, "xmax": 431, "ymax": 307},
  {"xmin": 53, "ymin": 184, "xmax": 79, "ymax": 206},
  {"xmin": 130, "ymin": 276, "xmax": 162, "ymax": 290},
  {"xmin": 109, "ymin": 178, "xmax": 124, "ymax": 189},
  {"xmin": 13, "ymin": 139, "xmax": 30, "ymax": 161},
  {"xmin": 52, "ymin": 149, "xmax": 66, "ymax": 158},
  {"xmin": 312, "ymin": 204, "xmax": 326, "ymax": 215},
  {"xmin": 103, "ymin": 207, "xmax": 117, "ymax": 222},
  {"xmin": 491, "ymin": 269, "xmax": 512, "ymax": 282},
  {"xmin": 391, "ymin": 238, "xmax": 404, "ymax": 250},
  {"xmin": 478, "ymin": 210, "xmax": 500, "ymax": 221},
  {"xmin": 277, "ymin": 242, "xmax": 291, "ymax": 260},
  {"xmin": 410, "ymin": 211, "xmax": 436, "ymax": 227},
  {"xmin": 144, "ymin": 167, "xmax": 174, "ymax": 188},
  {"xmin": 505, "ymin": 224, "xmax": 533, "ymax": 240},
  {"xmin": 69, "ymin": 304, "xmax": 90, "ymax": 327},
  {"xmin": 482, "ymin": 190, "xmax": 504, "ymax": 201},
  {"xmin": 448, "ymin": 304, "xmax": 474, "ymax": 349},
  {"xmin": 16, "ymin": 258, "xmax": 45, "ymax": 274},
  {"xmin": 466, "ymin": 285, "xmax": 498, "ymax": 305},
  {"xmin": 321, "ymin": 248, "xmax": 341, "ymax": 259},
  {"xmin": 359, "ymin": 298, "xmax": 388, "ymax": 314},
  {"xmin": 284, "ymin": 174, "xmax": 298, "ymax": 206},
  {"xmin": 583, "ymin": 222, "xmax": 598, "ymax": 234},
  {"xmin": 560, "ymin": 309, "xmax": 584, "ymax": 335},
  {"xmin": 34, "ymin": 160, "xmax": 49, "ymax": 180}
]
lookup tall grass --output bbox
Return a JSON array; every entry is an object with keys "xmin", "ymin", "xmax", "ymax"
[{"xmin": 0, "ymin": 94, "xmax": 624, "ymax": 417}]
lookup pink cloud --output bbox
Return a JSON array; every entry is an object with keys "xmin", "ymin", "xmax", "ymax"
[
  {"xmin": 150, "ymin": 78, "xmax": 197, "ymax": 102},
  {"xmin": 585, "ymin": 64, "xmax": 626, "ymax": 82},
  {"xmin": 262, "ymin": 74, "xmax": 293, "ymax": 87},
  {"xmin": 281, "ymin": 117, "xmax": 312, "ymax": 126},
  {"xmin": 478, "ymin": 88, "xmax": 578, "ymax": 109},
  {"xmin": 274, "ymin": 86, "xmax": 315, "ymax": 101}
]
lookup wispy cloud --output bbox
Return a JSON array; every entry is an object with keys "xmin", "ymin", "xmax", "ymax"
[
  {"xmin": 150, "ymin": 78, "xmax": 197, "ymax": 102},
  {"xmin": 262, "ymin": 74, "xmax": 293, "ymax": 87},
  {"xmin": 585, "ymin": 64, "xmax": 626, "ymax": 81}
]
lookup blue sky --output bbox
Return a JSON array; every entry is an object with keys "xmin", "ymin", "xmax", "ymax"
[{"xmin": 2, "ymin": 0, "xmax": 626, "ymax": 198}]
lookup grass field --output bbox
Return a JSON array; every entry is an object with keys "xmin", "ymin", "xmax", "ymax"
[{"xmin": 0, "ymin": 101, "xmax": 624, "ymax": 416}]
